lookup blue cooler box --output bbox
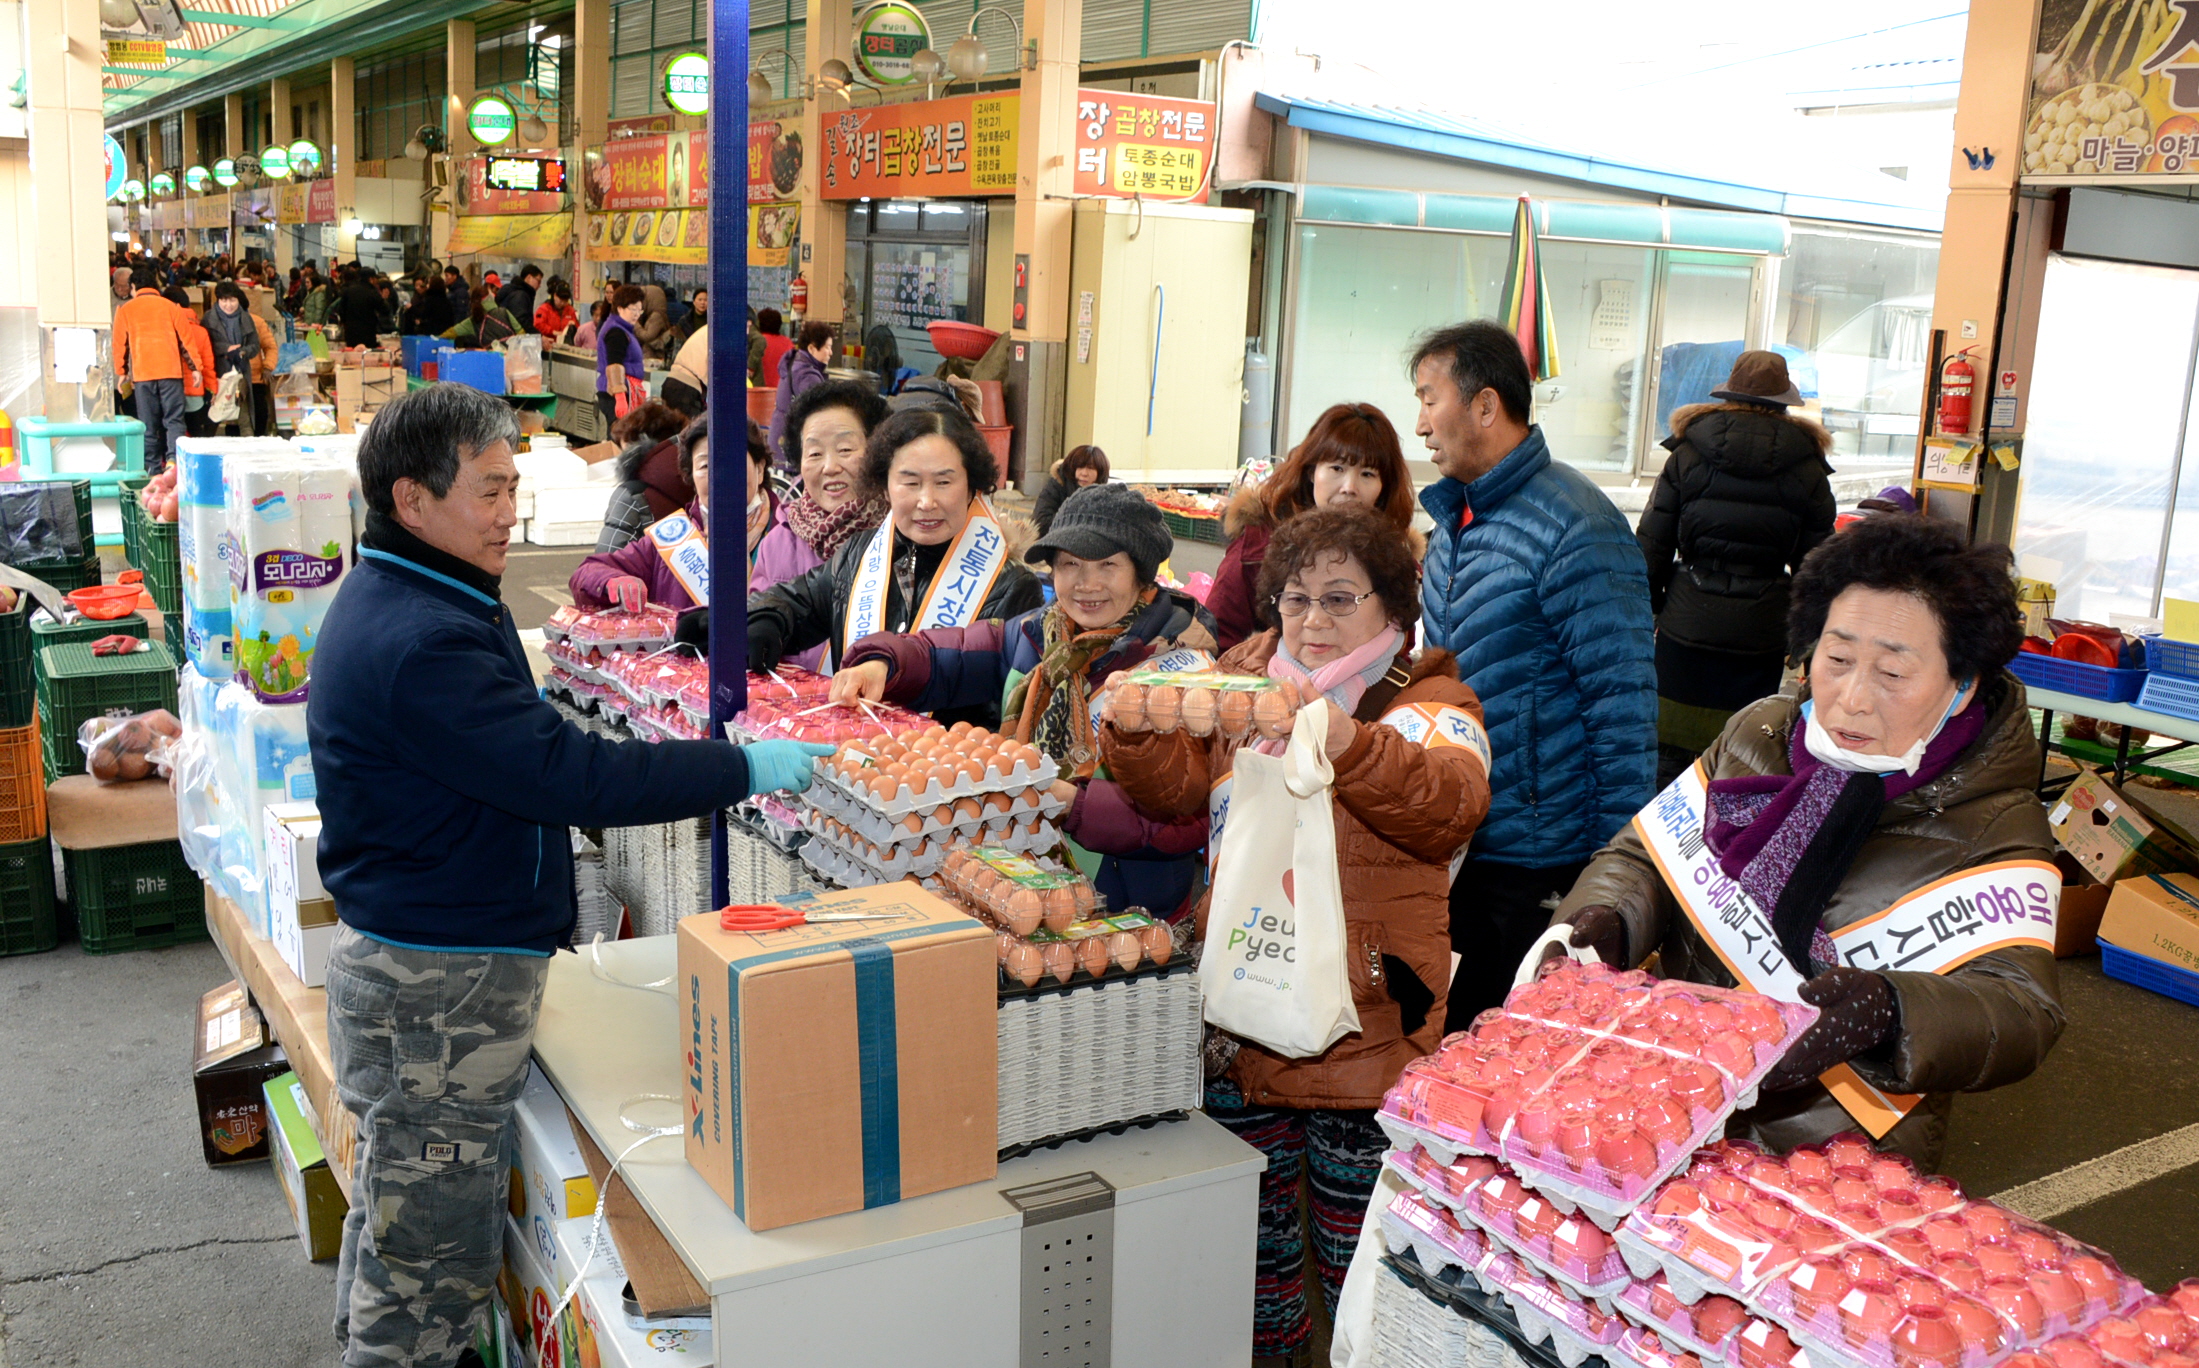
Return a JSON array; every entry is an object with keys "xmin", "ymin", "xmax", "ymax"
[{"xmin": 439, "ymin": 349, "xmax": 506, "ymax": 395}]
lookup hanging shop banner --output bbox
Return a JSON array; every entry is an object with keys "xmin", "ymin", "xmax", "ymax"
[
  {"xmin": 750, "ymin": 202, "xmax": 801, "ymax": 268},
  {"xmin": 151, "ymin": 200, "xmax": 183, "ymax": 231},
  {"xmin": 107, "ymin": 39, "xmax": 166, "ymax": 66},
  {"xmin": 853, "ymin": 2, "xmax": 931, "ymax": 85},
  {"xmin": 447, "ymin": 213, "xmax": 574, "ymax": 258},
  {"xmin": 821, "ymin": 92, "xmax": 1018, "ymax": 199},
  {"xmin": 187, "ymin": 194, "xmax": 232, "ymax": 229},
  {"xmin": 1071, "ymin": 89, "xmax": 1215, "ymax": 201},
  {"xmin": 583, "ymin": 132, "xmax": 708, "ymax": 212},
  {"xmin": 274, "ymin": 182, "xmax": 309, "ymax": 224},
  {"xmin": 585, "ymin": 204, "xmax": 708, "ymax": 264},
  {"xmin": 750, "ymin": 116, "xmax": 804, "ymax": 202},
  {"xmin": 307, "ymin": 179, "xmax": 336, "ymax": 224},
  {"xmin": 608, "ymin": 114, "xmax": 676, "ymax": 137},
  {"xmin": 457, "ymin": 156, "xmax": 566, "ymax": 216},
  {"xmin": 232, "ymin": 187, "xmax": 273, "ymax": 230},
  {"xmin": 2025, "ymin": 7, "xmax": 2199, "ymax": 178}
]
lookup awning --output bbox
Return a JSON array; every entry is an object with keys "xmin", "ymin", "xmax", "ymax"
[
  {"xmin": 1297, "ymin": 186, "xmax": 1790, "ymax": 255},
  {"xmin": 446, "ymin": 213, "xmax": 572, "ymax": 259}
]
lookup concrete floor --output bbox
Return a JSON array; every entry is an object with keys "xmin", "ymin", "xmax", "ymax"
[{"xmin": 8, "ymin": 536, "xmax": 2195, "ymax": 1364}]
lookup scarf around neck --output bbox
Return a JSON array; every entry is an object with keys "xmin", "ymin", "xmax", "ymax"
[
  {"xmin": 1013, "ymin": 589, "xmax": 1160, "ymax": 778},
  {"xmin": 785, "ymin": 492, "xmax": 881, "ymax": 563},
  {"xmin": 1254, "ymin": 626, "xmax": 1404, "ymax": 756},
  {"xmin": 1704, "ymin": 692, "xmax": 1990, "ymax": 974}
]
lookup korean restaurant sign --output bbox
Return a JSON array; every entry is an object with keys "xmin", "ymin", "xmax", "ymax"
[
  {"xmin": 306, "ymin": 178, "xmax": 336, "ymax": 224},
  {"xmin": 583, "ymin": 133, "xmax": 709, "ymax": 212},
  {"xmin": 458, "ymin": 157, "xmax": 566, "ymax": 216},
  {"xmin": 1071, "ymin": 89, "xmax": 1215, "ymax": 201},
  {"xmin": 2026, "ymin": 6, "xmax": 2199, "ymax": 178},
  {"xmin": 821, "ymin": 93, "xmax": 1018, "ymax": 199},
  {"xmin": 750, "ymin": 116, "xmax": 804, "ymax": 203}
]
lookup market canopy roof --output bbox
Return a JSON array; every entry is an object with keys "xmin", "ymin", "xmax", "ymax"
[{"xmin": 1250, "ymin": 92, "xmax": 1943, "ymax": 233}]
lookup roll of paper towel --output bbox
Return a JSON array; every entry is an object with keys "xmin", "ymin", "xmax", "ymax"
[
  {"xmin": 210, "ymin": 681, "xmax": 314, "ymax": 937},
  {"xmin": 177, "ymin": 438, "xmax": 289, "ymax": 683},
  {"xmin": 225, "ymin": 456, "xmax": 360, "ymax": 703}
]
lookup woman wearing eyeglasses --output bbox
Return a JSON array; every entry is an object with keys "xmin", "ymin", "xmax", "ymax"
[{"xmin": 1098, "ymin": 508, "xmax": 1492, "ymax": 1365}]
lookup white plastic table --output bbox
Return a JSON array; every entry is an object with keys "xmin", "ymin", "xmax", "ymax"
[
  {"xmin": 531, "ymin": 937, "xmax": 1265, "ymax": 1367},
  {"xmin": 2026, "ymin": 685, "xmax": 2199, "ymax": 789}
]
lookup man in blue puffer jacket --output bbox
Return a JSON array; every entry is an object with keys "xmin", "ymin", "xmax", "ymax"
[{"xmin": 1410, "ymin": 321, "xmax": 1657, "ymax": 1030}]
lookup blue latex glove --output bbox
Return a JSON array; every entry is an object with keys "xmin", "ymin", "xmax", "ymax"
[{"xmin": 744, "ymin": 740, "xmax": 835, "ymax": 794}]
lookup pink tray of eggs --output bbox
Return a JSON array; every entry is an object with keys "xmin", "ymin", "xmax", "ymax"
[
  {"xmin": 2023, "ymin": 1283, "xmax": 2199, "ymax": 1368},
  {"xmin": 1380, "ymin": 1186, "xmax": 1490, "ymax": 1278},
  {"xmin": 737, "ymin": 697, "xmax": 937, "ymax": 747},
  {"xmin": 1386, "ymin": 1143, "xmax": 1498, "ymax": 1211},
  {"xmin": 745, "ymin": 665, "xmax": 836, "ymax": 705},
  {"xmin": 548, "ymin": 604, "xmax": 680, "ymax": 649},
  {"xmin": 808, "ymin": 721, "xmax": 1061, "ymax": 819},
  {"xmin": 1464, "ymin": 1167, "xmax": 1635, "ymax": 1299},
  {"xmin": 1615, "ymin": 1321, "xmax": 1720, "ymax": 1368},
  {"xmin": 1106, "ymin": 668, "xmax": 1294, "ymax": 739},
  {"xmin": 1616, "ymin": 1273, "xmax": 1755, "ymax": 1365},
  {"xmin": 1476, "ymin": 1244, "xmax": 1629, "ymax": 1367},
  {"xmin": 1378, "ymin": 961, "xmax": 1819, "ymax": 1228}
]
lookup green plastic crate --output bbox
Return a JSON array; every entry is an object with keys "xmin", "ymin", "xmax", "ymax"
[
  {"xmin": 120, "ymin": 476, "xmax": 147, "ymax": 570},
  {"xmin": 0, "ymin": 835, "xmax": 56, "ymax": 956},
  {"xmin": 29, "ymin": 558, "xmax": 102, "ymax": 594},
  {"xmin": 118, "ymin": 477, "xmax": 180, "ymax": 614},
  {"xmin": 31, "ymin": 611, "xmax": 147, "ymax": 651},
  {"xmin": 163, "ymin": 612, "xmax": 184, "ymax": 656},
  {"xmin": 0, "ymin": 600, "xmax": 29, "ymax": 730},
  {"xmin": 6, "ymin": 479, "xmax": 95, "ymax": 580},
  {"xmin": 36, "ymin": 639, "xmax": 178, "ymax": 781},
  {"xmin": 65, "ymin": 839, "xmax": 205, "ymax": 954}
]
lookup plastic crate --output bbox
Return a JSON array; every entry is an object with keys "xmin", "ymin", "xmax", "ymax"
[
  {"xmin": 2008, "ymin": 651, "xmax": 2147, "ymax": 703},
  {"xmin": 2100, "ymin": 939, "xmax": 2199, "ymax": 1008},
  {"xmin": 31, "ymin": 611, "xmax": 146, "ymax": 652},
  {"xmin": 2145, "ymin": 636, "xmax": 2199, "ymax": 680},
  {"xmin": 0, "ymin": 836, "xmax": 57, "ymax": 956},
  {"xmin": 36, "ymin": 640, "xmax": 179, "ymax": 781},
  {"xmin": 29, "ymin": 557, "xmax": 103, "ymax": 594},
  {"xmin": 0, "ymin": 717, "xmax": 44, "ymax": 843},
  {"xmin": 65, "ymin": 839, "xmax": 206, "ymax": 954},
  {"xmin": 6, "ymin": 479, "xmax": 95, "ymax": 578},
  {"xmin": 0, "ymin": 599, "xmax": 29, "ymax": 730},
  {"xmin": 163, "ymin": 612, "xmax": 184, "ymax": 655},
  {"xmin": 120, "ymin": 475, "xmax": 147, "ymax": 570},
  {"xmin": 135, "ymin": 520, "xmax": 180, "ymax": 615},
  {"xmin": 2138, "ymin": 671, "xmax": 2199, "ymax": 722},
  {"xmin": 1181, "ymin": 514, "xmax": 1227, "ymax": 546}
]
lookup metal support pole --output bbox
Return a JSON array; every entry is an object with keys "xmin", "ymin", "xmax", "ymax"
[{"xmin": 707, "ymin": 0, "xmax": 752, "ymax": 908}]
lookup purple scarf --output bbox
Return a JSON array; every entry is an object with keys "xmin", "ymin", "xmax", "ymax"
[{"xmin": 1704, "ymin": 696, "xmax": 1989, "ymax": 973}]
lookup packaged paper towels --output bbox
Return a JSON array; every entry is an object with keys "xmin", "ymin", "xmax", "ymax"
[
  {"xmin": 225, "ymin": 455, "xmax": 359, "ymax": 703},
  {"xmin": 210, "ymin": 680, "xmax": 315, "ymax": 936},
  {"xmin": 177, "ymin": 438, "xmax": 286, "ymax": 682}
]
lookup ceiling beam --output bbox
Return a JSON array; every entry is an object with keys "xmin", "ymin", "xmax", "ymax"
[{"xmin": 178, "ymin": 7, "xmax": 301, "ymax": 28}]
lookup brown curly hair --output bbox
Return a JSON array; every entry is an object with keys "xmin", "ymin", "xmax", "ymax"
[
  {"xmin": 1254, "ymin": 508, "xmax": 1424, "ymax": 633},
  {"xmin": 1260, "ymin": 403, "xmax": 1416, "ymax": 533}
]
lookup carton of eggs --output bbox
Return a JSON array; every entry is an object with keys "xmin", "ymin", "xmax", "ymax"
[
  {"xmin": 809, "ymin": 721, "xmax": 1060, "ymax": 818},
  {"xmin": 1103, "ymin": 666, "xmax": 1291, "ymax": 740},
  {"xmin": 1378, "ymin": 1186, "xmax": 1487, "ymax": 1277}
]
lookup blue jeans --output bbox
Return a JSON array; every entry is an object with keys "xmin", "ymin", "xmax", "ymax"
[
  {"xmin": 325, "ymin": 927, "xmax": 550, "ymax": 1368},
  {"xmin": 133, "ymin": 377, "xmax": 185, "ymax": 475}
]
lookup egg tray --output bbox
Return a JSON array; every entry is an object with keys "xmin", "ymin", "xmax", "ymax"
[
  {"xmin": 801, "ymin": 815, "xmax": 1062, "ymax": 883},
  {"xmin": 806, "ymin": 751, "xmax": 1062, "ymax": 820},
  {"xmin": 1381, "ymin": 1186, "xmax": 1492, "ymax": 1283},
  {"xmin": 735, "ymin": 699, "xmax": 940, "ymax": 748},
  {"xmin": 990, "ymin": 916, "xmax": 1180, "ymax": 993},
  {"xmin": 730, "ymin": 798, "xmax": 809, "ymax": 854},
  {"xmin": 541, "ymin": 603, "xmax": 679, "ymax": 649},
  {"xmin": 2051, "ymin": 1289, "xmax": 2199, "ymax": 1368},
  {"xmin": 988, "ymin": 948, "xmax": 1190, "ymax": 1005},
  {"xmin": 744, "ymin": 665, "xmax": 835, "ymax": 706},
  {"xmin": 814, "ymin": 781, "xmax": 1070, "ymax": 851},
  {"xmin": 1475, "ymin": 1247, "xmax": 1631, "ymax": 1368},
  {"xmin": 1459, "ymin": 1169, "xmax": 1637, "ymax": 1303},
  {"xmin": 1613, "ymin": 1276, "xmax": 1751, "ymax": 1366},
  {"xmin": 1386, "ymin": 1144, "xmax": 1495, "ymax": 1212},
  {"xmin": 1615, "ymin": 1320, "xmax": 1733, "ymax": 1368},
  {"xmin": 1380, "ymin": 1248, "xmax": 1577, "ymax": 1368},
  {"xmin": 994, "ymin": 958, "xmax": 1204, "ymax": 1155}
]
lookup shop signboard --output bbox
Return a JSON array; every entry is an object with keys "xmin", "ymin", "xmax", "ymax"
[
  {"xmin": 468, "ymin": 95, "xmax": 518, "ymax": 147},
  {"xmin": 2025, "ymin": 8, "xmax": 2199, "ymax": 177},
  {"xmin": 149, "ymin": 172, "xmax": 175, "ymax": 197},
  {"xmin": 188, "ymin": 193, "xmax": 231, "ymax": 229},
  {"xmin": 582, "ymin": 132, "xmax": 707, "ymax": 212},
  {"xmin": 103, "ymin": 134, "xmax": 127, "ymax": 201},
  {"xmin": 448, "ymin": 214, "xmax": 574, "ymax": 258},
  {"xmin": 853, "ymin": 2, "xmax": 931, "ymax": 85},
  {"xmin": 607, "ymin": 113, "xmax": 675, "ymax": 137},
  {"xmin": 151, "ymin": 200, "xmax": 182, "ymax": 230},
  {"xmin": 274, "ymin": 182, "xmax": 309, "ymax": 224},
  {"xmin": 106, "ymin": 38, "xmax": 166, "ymax": 66},
  {"xmin": 1071, "ymin": 89, "xmax": 1214, "ymax": 201},
  {"xmin": 307, "ymin": 179, "xmax": 336, "ymax": 224},
  {"xmin": 184, "ymin": 165, "xmax": 211, "ymax": 192},
  {"xmin": 585, "ymin": 205, "xmax": 707, "ymax": 265},
  {"xmin": 121, "ymin": 178, "xmax": 145, "ymax": 202},
  {"xmin": 233, "ymin": 187, "xmax": 272, "ymax": 229},
  {"xmin": 750, "ymin": 202, "xmax": 800, "ymax": 267},
  {"xmin": 459, "ymin": 156, "xmax": 566, "ymax": 216},
  {"xmin": 287, "ymin": 140, "xmax": 321, "ymax": 175},
  {"xmin": 261, "ymin": 144, "xmax": 290, "ymax": 179},
  {"xmin": 750, "ymin": 116, "xmax": 803, "ymax": 202},
  {"xmin": 213, "ymin": 157, "xmax": 238, "ymax": 188},
  {"xmin": 663, "ymin": 50, "xmax": 709, "ymax": 116},
  {"xmin": 821, "ymin": 92, "xmax": 1018, "ymax": 199}
]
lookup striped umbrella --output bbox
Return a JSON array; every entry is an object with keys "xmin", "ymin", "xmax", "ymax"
[{"xmin": 1499, "ymin": 195, "xmax": 1561, "ymax": 382}]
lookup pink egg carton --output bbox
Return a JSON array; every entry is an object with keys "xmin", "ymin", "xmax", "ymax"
[
  {"xmin": 558, "ymin": 604, "xmax": 680, "ymax": 649},
  {"xmin": 1738, "ymin": 1135, "xmax": 1965, "ymax": 1239},
  {"xmin": 745, "ymin": 665, "xmax": 835, "ymax": 705},
  {"xmin": 1731, "ymin": 1318, "xmax": 1814, "ymax": 1368},
  {"xmin": 1479, "ymin": 1248, "xmax": 1629, "ymax": 1368},
  {"xmin": 1613, "ymin": 1323, "xmax": 1717, "ymax": 1368},
  {"xmin": 1378, "ymin": 1187, "xmax": 1489, "ymax": 1278},
  {"xmin": 2050, "ymin": 1285, "xmax": 2199, "ymax": 1368},
  {"xmin": 1461, "ymin": 1170, "xmax": 1634, "ymax": 1300},
  {"xmin": 737, "ymin": 698, "xmax": 937, "ymax": 748},
  {"xmin": 1616, "ymin": 1167, "xmax": 1838, "ymax": 1304},
  {"xmin": 1383, "ymin": 1144, "xmax": 1502, "ymax": 1212},
  {"xmin": 543, "ymin": 637, "xmax": 609, "ymax": 684},
  {"xmin": 1615, "ymin": 1273, "xmax": 1753, "ymax": 1365}
]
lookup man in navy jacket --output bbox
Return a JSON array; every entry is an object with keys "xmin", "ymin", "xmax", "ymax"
[
  {"xmin": 309, "ymin": 383, "xmax": 828, "ymax": 1368},
  {"xmin": 1411, "ymin": 322, "xmax": 1657, "ymax": 1030}
]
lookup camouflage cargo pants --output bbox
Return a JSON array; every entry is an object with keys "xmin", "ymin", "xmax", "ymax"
[{"xmin": 326, "ymin": 926, "xmax": 551, "ymax": 1368}]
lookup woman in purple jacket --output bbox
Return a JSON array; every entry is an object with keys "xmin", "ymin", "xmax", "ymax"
[
  {"xmin": 569, "ymin": 415, "xmax": 769, "ymax": 613},
  {"xmin": 751, "ymin": 379, "xmax": 890, "ymax": 671}
]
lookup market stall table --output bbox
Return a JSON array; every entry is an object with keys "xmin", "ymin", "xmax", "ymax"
[
  {"xmin": 2028, "ymin": 685, "xmax": 2199, "ymax": 790},
  {"xmin": 532, "ymin": 936, "xmax": 1264, "ymax": 1367}
]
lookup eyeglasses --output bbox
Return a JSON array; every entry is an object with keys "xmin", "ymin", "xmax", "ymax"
[{"xmin": 1273, "ymin": 590, "xmax": 1376, "ymax": 618}]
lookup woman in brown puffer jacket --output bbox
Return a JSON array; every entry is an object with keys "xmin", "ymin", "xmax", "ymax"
[
  {"xmin": 1101, "ymin": 509, "xmax": 1490, "ymax": 1364},
  {"xmin": 1548, "ymin": 514, "xmax": 2063, "ymax": 1171}
]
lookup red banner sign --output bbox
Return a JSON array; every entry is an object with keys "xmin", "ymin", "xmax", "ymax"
[
  {"xmin": 307, "ymin": 179, "xmax": 336, "ymax": 224},
  {"xmin": 583, "ymin": 133, "xmax": 708, "ymax": 212},
  {"xmin": 458, "ymin": 157, "xmax": 566, "ymax": 216},
  {"xmin": 750, "ymin": 116, "xmax": 804, "ymax": 203},
  {"xmin": 821, "ymin": 93, "xmax": 1019, "ymax": 200},
  {"xmin": 1072, "ymin": 89, "xmax": 1214, "ymax": 201}
]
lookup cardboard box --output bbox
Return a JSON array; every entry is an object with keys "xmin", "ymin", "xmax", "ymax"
[
  {"xmin": 2047, "ymin": 770, "xmax": 2199, "ymax": 885},
  {"xmin": 265, "ymin": 1070, "xmax": 348, "ymax": 1260},
  {"xmin": 264, "ymin": 801, "xmax": 337, "ymax": 988},
  {"xmin": 2051, "ymin": 852, "xmax": 2114, "ymax": 959},
  {"xmin": 513, "ymin": 1061, "xmax": 598, "ymax": 1230},
  {"xmin": 190, "ymin": 981, "xmax": 290, "ymax": 1166},
  {"xmin": 678, "ymin": 882, "xmax": 997, "ymax": 1231},
  {"xmin": 500, "ymin": 1213, "xmax": 561, "ymax": 1367},
  {"xmin": 46, "ymin": 775, "xmax": 177, "ymax": 852},
  {"xmin": 2100, "ymin": 872, "xmax": 2199, "ymax": 975},
  {"xmin": 555, "ymin": 1216, "xmax": 715, "ymax": 1366}
]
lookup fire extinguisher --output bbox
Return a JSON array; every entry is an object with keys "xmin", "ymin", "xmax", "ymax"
[
  {"xmin": 788, "ymin": 275, "xmax": 809, "ymax": 316},
  {"xmin": 1938, "ymin": 348, "xmax": 1976, "ymax": 436}
]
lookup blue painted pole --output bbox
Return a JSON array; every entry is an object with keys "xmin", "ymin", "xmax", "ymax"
[{"xmin": 708, "ymin": 0, "xmax": 751, "ymax": 909}]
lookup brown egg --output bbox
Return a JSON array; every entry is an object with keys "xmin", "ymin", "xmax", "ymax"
[
  {"xmin": 1041, "ymin": 885, "xmax": 1079, "ymax": 932},
  {"xmin": 949, "ymin": 720, "xmax": 974, "ymax": 738},
  {"xmin": 1005, "ymin": 888, "xmax": 1044, "ymax": 936},
  {"xmin": 1071, "ymin": 882, "xmax": 1098, "ymax": 918},
  {"xmin": 1146, "ymin": 685, "xmax": 1182, "ymax": 732},
  {"xmin": 900, "ymin": 812, "xmax": 925, "ymax": 836},
  {"xmin": 1179, "ymin": 687, "xmax": 1218, "ymax": 736},
  {"xmin": 984, "ymin": 791, "xmax": 1014, "ymax": 816},
  {"xmin": 1108, "ymin": 931, "xmax": 1143, "ymax": 972},
  {"xmin": 1010, "ymin": 743, "xmax": 1041, "ymax": 770},
  {"xmin": 1137, "ymin": 920, "xmax": 1173, "ymax": 966},
  {"xmin": 959, "ymin": 756, "xmax": 988, "ymax": 785},
  {"xmin": 1253, "ymin": 689, "xmax": 1293, "ymax": 738},
  {"xmin": 1078, "ymin": 935, "xmax": 1112, "ymax": 979},
  {"xmin": 1110, "ymin": 682, "xmax": 1148, "ymax": 730},
  {"xmin": 1217, "ymin": 690, "xmax": 1256, "ymax": 738},
  {"xmin": 1006, "ymin": 942, "xmax": 1044, "ymax": 988},
  {"xmin": 865, "ymin": 770, "xmax": 895, "ymax": 800},
  {"xmin": 953, "ymin": 797, "xmax": 982, "ymax": 823},
  {"xmin": 1041, "ymin": 941, "xmax": 1077, "ymax": 984}
]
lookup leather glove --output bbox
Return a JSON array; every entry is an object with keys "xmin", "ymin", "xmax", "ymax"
[
  {"xmin": 1760, "ymin": 967, "xmax": 1899, "ymax": 1092},
  {"xmin": 606, "ymin": 575, "xmax": 648, "ymax": 613},
  {"xmin": 674, "ymin": 605, "xmax": 711, "ymax": 653},
  {"xmin": 743, "ymin": 740, "xmax": 835, "ymax": 794},
  {"xmin": 1538, "ymin": 905, "xmax": 1629, "ymax": 969}
]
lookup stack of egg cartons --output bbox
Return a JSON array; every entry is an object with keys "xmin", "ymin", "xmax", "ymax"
[{"xmin": 517, "ymin": 435, "xmax": 616, "ymax": 546}]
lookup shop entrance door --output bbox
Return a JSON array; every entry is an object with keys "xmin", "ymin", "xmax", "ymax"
[
  {"xmin": 844, "ymin": 199, "xmax": 988, "ymax": 385},
  {"xmin": 2011, "ymin": 254, "xmax": 2199, "ymax": 624}
]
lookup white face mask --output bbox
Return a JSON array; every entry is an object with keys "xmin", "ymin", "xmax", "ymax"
[{"xmin": 1803, "ymin": 680, "xmax": 1970, "ymax": 777}]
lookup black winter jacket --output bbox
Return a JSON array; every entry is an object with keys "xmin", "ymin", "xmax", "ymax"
[{"xmin": 1638, "ymin": 403, "xmax": 1836, "ymax": 655}]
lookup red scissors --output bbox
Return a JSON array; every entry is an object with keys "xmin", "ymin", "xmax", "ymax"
[{"xmin": 719, "ymin": 903, "xmax": 899, "ymax": 932}]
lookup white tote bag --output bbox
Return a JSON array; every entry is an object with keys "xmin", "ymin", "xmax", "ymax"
[
  {"xmin": 1198, "ymin": 701, "xmax": 1360, "ymax": 1058},
  {"xmin": 208, "ymin": 371, "xmax": 244, "ymax": 423}
]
